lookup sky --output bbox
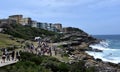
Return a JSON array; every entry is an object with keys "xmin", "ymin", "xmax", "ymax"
[{"xmin": 0, "ymin": 0, "xmax": 120, "ymax": 35}]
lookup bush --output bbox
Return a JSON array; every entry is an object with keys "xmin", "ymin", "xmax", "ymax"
[
  {"xmin": 86, "ymin": 67, "xmax": 95, "ymax": 72},
  {"xmin": 0, "ymin": 52, "xmax": 95, "ymax": 72},
  {"xmin": 3, "ymin": 24, "xmax": 58, "ymax": 39},
  {"xmin": 69, "ymin": 60, "xmax": 86, "ymax": 72},
  {"xmin": 58, "ymin": 62, "xmax": 69, "ymax": 72}
]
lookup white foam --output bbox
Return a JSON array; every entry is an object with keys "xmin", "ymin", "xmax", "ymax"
[
  {"xmin": 86, "ymin": 51, "xmax": 120, "ymax": 64},
  {"xmin": 90, "ymin": 45, "xmax": 116, "ymax": 51},
  {"xmin": 86, "ymin": 41, "xmax": 120, "ymax": 64}
]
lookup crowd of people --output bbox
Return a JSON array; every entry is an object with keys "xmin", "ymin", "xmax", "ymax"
[
  {"xmin": 24, "ymin": 40, "xmax": 57, "ymax": 56},
  {"xmin": 1, "ymin": 49, "xmax": 20, "ymax": 63},
  {"xmin": 0, "ymin": 39, "xmax": 59, "ymax": 64}
]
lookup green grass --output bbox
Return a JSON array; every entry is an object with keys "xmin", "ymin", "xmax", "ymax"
[{"xmin": 0, "ymin": 33, "xmax": 21, "ymax": 48}]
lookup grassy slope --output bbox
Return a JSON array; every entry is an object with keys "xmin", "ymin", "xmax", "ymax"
[{"xmin": 0, "ymin": 33, "xmax": 21, "ymax": 48}]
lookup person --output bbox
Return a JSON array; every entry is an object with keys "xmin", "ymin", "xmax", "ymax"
[
  {"xmin": 38, "ymin": 38, "xmax": 41, "ymax": 46},
  {"xmin": 11, "ymin": 51, "xmax": 15, "ymax": 61},
  {"xmin": 49, "ymin": 47, "xmax": 52, "ymax": 56},
  {"xmin": 6, "ymin": 52, "xmax": 10, "ymax": 61},
  {"xmin": 54, "ymin": 48, "xmax": 57, "ymax": 55},
  {"xmin": 1, "ymin": 52, "xmax": 6, "ymax": 63},
  {"xmin": 30, "ymin": 43, "xmax": 34, "ymax": 53},
  {"xmin": 41, "ymin": 48, "xmax": 44, "ymax": 55},
  {"xmin": 37, "ymin": 48, "xmax": 41, "ymax": 56},
  {"xmin": 16, "ymin": 51, "xmax": 20, "ymax": 61}
]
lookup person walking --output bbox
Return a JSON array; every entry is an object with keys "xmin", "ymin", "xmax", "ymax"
[
  {"xmin": 49, "ymin": 47, "xmax": 52, "ymax": 56},
  {"xmin": 1, "ymin": 52, "xmax": 6, "ymax": 63},
  {"xmin": 6, "ymin": 52, "xmax": 10, "ymax": 61},
  {"xmin": 30, "ymin": 43, "xmax": 34, "ymax": 53},
  {"xmin": 11, "ymin": 51, "xmax": 15, "ymax": 61},
  {"xmin": 16, "ymin": 51, "xmax": 20, "ymax": 61}
]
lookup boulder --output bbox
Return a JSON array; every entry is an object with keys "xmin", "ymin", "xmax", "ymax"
[
  {"xmin": 93, "ymin": 49, "xmax": 103, "ymax": 52},
  {"xmin": 96, "ymin": 58, "xmax": 102, "ymax": 62},
  {"xmin": 85, "ymin": 60, "xmax": 97, "ymax": 67}
]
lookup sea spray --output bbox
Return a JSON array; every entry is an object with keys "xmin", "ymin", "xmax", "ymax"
[{"xmin": 86, "ymin": 35, "xmax": 120, "ymax": 64}]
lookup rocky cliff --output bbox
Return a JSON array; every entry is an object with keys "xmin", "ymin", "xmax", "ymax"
[{"xmin": 57, "ymin": 27, "xmax": 120, "ymax": 72}]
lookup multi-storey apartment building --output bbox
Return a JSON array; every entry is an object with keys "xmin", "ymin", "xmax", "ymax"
[
  {"xmin": 0, "ymin": 19, "xmax": 16, "ymax": 24},
  {"xmin": 0, "ymin": 14, "xmax": 63, "ymax": 32},
  {"xmin": 31, "ymin": 20, "xmax": 38, "ymax": 27},
  {"xmin": 20, "ymin": 18, "xmax": 32, "ymax": 26},
  {"xmin": 53, "ymin": 23, "xmax": 62, "ymax": 32},
  {"xmin": 40, "ymin": 23, "xmax": 48, "ymax": 30},
  {"xmin": 9, "ymin": 15, "xmax": 23, "ymax": 24}
]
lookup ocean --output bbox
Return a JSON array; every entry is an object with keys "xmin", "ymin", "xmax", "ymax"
[{"xmin": 86, "ymin": 35, "xmax": 120, "ymax": 64}]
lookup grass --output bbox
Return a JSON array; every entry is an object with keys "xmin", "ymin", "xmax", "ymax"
[
  {"xmin": 0, "ymin": 33, "xmax": 21, "ymax": 48},
  {"xmin": 0, "ymin": 33, "xmax": 26, "ymax": 56},
  {"xmin": 52, "ymin": 53, "xmax": 69, "ymax": 63}
]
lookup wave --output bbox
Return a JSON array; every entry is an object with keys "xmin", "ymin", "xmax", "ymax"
[
  {"xmin": 86, "ymin": 40, "xmax": 120, "ymax": 64},
  {"xmin": 90, "ymin": 40, "xmax": 116, "ymax": 51}
]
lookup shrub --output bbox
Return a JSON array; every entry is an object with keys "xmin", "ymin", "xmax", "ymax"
[
  {"xmin": 3, "ymin": 24, "xmax": 58, "ymax": 40},
  {"xmin": 58, "ymin": 62, "xmax": 69, "ymax": 72},
  {"xmin": 0, "ymin": 52, "xmax": 95, "ymax": 72}
]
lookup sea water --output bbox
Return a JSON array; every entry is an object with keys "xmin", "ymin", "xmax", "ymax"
[{"xmin": 86, "ymin": 35, "xmax": 120, "ymax": 64}]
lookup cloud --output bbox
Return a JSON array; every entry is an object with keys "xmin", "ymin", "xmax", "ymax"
[
  {"xmin": 19, "ymin": 0, "xmax": 96, "ymax": 8},
  {"xmin": 1, "ymin": 0, "xmax": 120, "ymax": 21},
  {"xmin": 1, "ymin": 0, "xmax": 120, "ymax": 10},
  {"xmin": 88, "ymin": 0, "xmax": 120, "ymax": 8},
  {"xmin": 1, "ymin": 0, "xmax": 120, "ymax": 34},
  {"xmin": 24, "ymin": 0, "xmax": 120, "ymax": 8}
]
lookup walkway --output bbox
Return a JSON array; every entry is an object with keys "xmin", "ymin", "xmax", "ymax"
[
  {"xmin": 0, "ymin": 59, "xmax": 18, "ymax": 67},
  {"xmin": 0, "ymin": 42, "xmax": 67, "ymax": 67}
]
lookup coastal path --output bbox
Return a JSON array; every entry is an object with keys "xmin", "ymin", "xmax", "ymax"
[{"xmin": 0, "ymin": 59, "xmax": 18, "ymax": 67}]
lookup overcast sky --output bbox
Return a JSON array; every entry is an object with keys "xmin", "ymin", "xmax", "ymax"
[{"xmin": 0, "ymin": 0, "xmax": 120, "ymax": 35}]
